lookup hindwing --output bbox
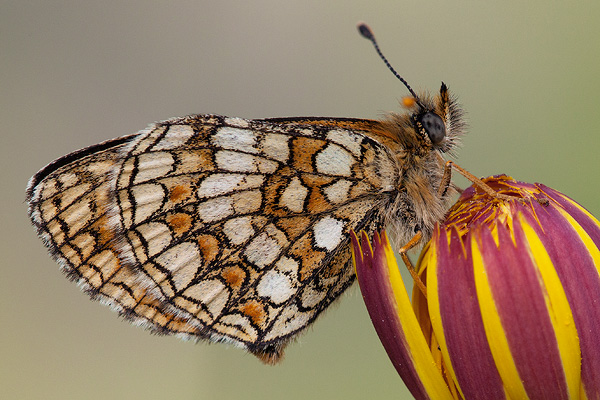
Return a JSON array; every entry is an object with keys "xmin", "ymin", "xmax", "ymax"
[{"xmin": 26, "ymin": 114, "xmax": 402, "ymax": 362}]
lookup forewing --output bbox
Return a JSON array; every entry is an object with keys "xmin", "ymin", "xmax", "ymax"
[{"xmin": 26, "ymin": 114, "xmax": 399, "ymax": 362}]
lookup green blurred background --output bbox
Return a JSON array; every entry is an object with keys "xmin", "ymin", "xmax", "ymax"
[{"xmin": 2, "ymin": 1, "xmax": 599, "ymax": 399}]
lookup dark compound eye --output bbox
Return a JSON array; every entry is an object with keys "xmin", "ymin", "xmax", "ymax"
[{"xmin": 420, "ymin": 112, "xmax": 446, "ymax": 144}]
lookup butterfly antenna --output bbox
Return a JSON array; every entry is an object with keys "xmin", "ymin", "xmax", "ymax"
[{"xmin": 357, "ymin": 22, "xmax": 424, "ymax": 108}]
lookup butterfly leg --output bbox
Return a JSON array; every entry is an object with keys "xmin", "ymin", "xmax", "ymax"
[
  {"xmin": 398, "ymin": 231, "xmax": 428, "ymax": 298},
  {"xmin": 437, "ymin": 157, "xmax": 454, "ymax": 198}
]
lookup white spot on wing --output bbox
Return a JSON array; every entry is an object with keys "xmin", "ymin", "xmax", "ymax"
[
  {"xmin": 315, "ymin": 144, "xmax": 354, "ymax": 176},
  {"xmin": 130, "ymin": 183, "xmax": 164, "ymax": 224},
  {"xmin": 313, "ymin": 216, "xmax": 344, "ymax": 251},
  {"xmin": 197, "ymin": 174, "xmax": 264, "ymax": 199},
  {"xmin": 62, "ymin": 201, "xmax": 92, "ymax": 236},
  {"xmin": 257, "ymin": 158, "xmax": 278, "ymax": 174},
  {"xmin": 154, "ymin": 242, "xmax": 201, "ymax": 291},
  {"xmin": 134, "ymin": 152, "xmax": 174, "ymax": 184},
  {"xmin": 323, "ymin": 179, "xmax": 352, "ymax": 204},
  {"xmin": 223, "ymin": 216, "xmax": 254, "ymax": 245},
  {"xmin": 215, "ymin": 150, "xmax": 257, "ymax": 172},
  {"xmin": 58, "ymin": 172, "xmax": 77, "ymax": 186},
  {"xmin": 326, "ymin": 129, "xmax": 363, "ymax": 156},
  {"xmin": 301, "ymin": 286, "xmax": 327, "ymax": 308},
  {"xmin": 280, "ymin": 176, "xmax": 308, "ymax": 213},
  {"xmin": 212, "ymin": 127, "xmax": 258, "ymax": 153},
  {"xmin": 275, "ymin": 256, "xmax": 299, "ymax": 275},
  {"xmin": 264, "ymin": 305, "xmax": 312, "ymax": 340},
  {"xmin": 217, "ymin": 314, "xmax": 257, "ymax": 340},
  {"xmin": 257, "ymin": 270, "xmax": 293, "ymax": 304},
  {"xmin": 197, "ymin": 197, "xmax": 233, "ymax": 222},
  {"xmin": 152, "ymin": 125, "xmax": 195, "ymax": 151},
  {"xmin": 231, "ymin": 190, "xmax": 262, "ymax": 213},
  {"xmin": 261, "ymin": 133, "xmax": 289, "ymax": 162},
  {"xmin": 197, "ymin": 174, "xmax": 244, "ymax": 198},
  {"xmin": 224, "ymin": 117, "xmax": 250, "ymax": 128},
  {"xmin": 184, "ymin": 279, "xmax": 229, "ymax": 317},
  {"xmin": 245, "ymin": 232, "xmax": 280, "ymax": 268},
  {"xmin": 136, "ymin": 222, "xmax": 172, "ymax": 257}
]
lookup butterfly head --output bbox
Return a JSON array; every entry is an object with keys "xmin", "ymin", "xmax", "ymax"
[
  {"xmin": 409, "ymin": 82, "xmax": 464, "ymax": 154},
  {"xmin": 358, "ymin": 23, "xmax": 464, "ymax": 155},
  {"xmin": 379, "ymin": 82, "xmax": 463, "ymax": 158}
]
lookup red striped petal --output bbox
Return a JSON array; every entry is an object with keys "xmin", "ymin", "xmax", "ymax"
[
  {"xmin": 475, "ymin": 215, "xmax": 570, "ymax": 398},
  {"xmin": 352, "ymin": 231, "xmax": 454, "ymax": 400},
  {"xmin": 520, "ymin": 189, "xmax": 600, "ymax": 397},
  {"xmin": 351, "ymin": 231, "xmax": 430, "ymax": 399},
  {"xmin": 433, "ymin": 227, "xmax": 505, "ymax": 399}
]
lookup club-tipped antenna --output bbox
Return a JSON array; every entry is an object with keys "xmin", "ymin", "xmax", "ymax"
[{"xmin": 357, "ymin": 22, "xmax": 423, "ymax": 108}]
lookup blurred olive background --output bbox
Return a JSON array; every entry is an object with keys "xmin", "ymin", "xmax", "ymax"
[{"xmin": 2, "ymin": 1, "xmax": 599, "ymax": 399}]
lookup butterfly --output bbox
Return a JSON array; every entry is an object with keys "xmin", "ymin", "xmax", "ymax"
[{"xmin": 25, "ymin": 23, "xmax": 465, "ymax": 363}]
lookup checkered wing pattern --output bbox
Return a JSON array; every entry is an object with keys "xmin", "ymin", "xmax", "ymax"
[{"xmin": 26, "ymin": 114, "xmax": 402, "ymax": 362}]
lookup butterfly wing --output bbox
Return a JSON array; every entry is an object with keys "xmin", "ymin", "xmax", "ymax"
[{"xmin": 26, "ymin": 114, "xmax": 401, "ymax": 362}]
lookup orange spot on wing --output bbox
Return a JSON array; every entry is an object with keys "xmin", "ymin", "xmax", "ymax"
[
  {"xmin": 290, "ymin": 233, "xmax": 325, "ymax": 281},
  {"xmin": 275, "ymin": 216, "xmax": 311, "ymax": 240},
  {"xmin": 169, "ymin": 185, "xmax": 192, "ymax": 203},
  {"xmin": 301, "ymin": 174, "xmax": 333, "ymax": 187},
  {"xmin": 306, "ymin": 189, "xmax": 331, "ymax": 213},
  {"xmin": 221, "ymin": 266, "xmax": 246, "ymax": 289},
  {"xmin": 292, "ymin": 174, "xmax": 335, "ymax": 213},
  {"xmin": 263, "ymin": 173, "xmax": 294, "ymax": 217},
  {"xmin": 242, "ymin": 300, "xmax": 266, "ymax": 325},
  {"xmin": 189, "ymin": 149, "xmax": 215, "ymax": 171},
  {"xmin": 96, "ymin": 216, "xmax": 115, "ymax": 245},
  {"xmin": 166, "ymin": 213, "xmax": 192, "ymax": 235},
  {"xmin": 292, "ymin": 137, "xmax": 326, "ymax": 172},
  {"xmin": 197, "ymin": 234, "xmax": 219, "ymax": 263}
]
